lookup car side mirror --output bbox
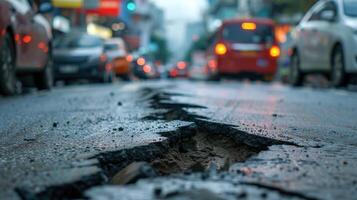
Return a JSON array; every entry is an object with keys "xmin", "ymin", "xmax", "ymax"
[
  {"xmin": 38, "ymin": 3, "xmax": 53, "ymax": 14},
  {"xmin": 320, "ymin": 10, "xmax": 336, "ymax": 22}
]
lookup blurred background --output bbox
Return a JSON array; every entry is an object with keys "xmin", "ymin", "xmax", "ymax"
[
  {"xmin": 3, "ymin": 0, "xmax": 357, "ymax": 96},
  {"xmin": 46, "ymin": 0, "xmax": 316, "ymax": 80}
]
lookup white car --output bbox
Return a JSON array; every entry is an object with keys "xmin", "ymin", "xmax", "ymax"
[{"xmin": 289, "ymin": 0, "xmax": 357, "ymax": 87}]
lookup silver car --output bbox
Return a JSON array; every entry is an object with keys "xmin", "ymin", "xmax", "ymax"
[{"xmin": 289, "ymin": 0, "xmax": 357, "ymax": 87}]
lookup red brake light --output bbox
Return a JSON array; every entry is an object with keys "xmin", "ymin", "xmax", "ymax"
[
  {"xmin": 215, "ymin": 43, "xmax": 227, "ymax": 55},
  {"xmin": 15, "ymin": 34, "xmax": 20, "ymax": 42},
  {"xmin": 37, "ymin": 42, "xmax": 48, "ymax": 53},
  {"xmin": 38, "ymin": 42, "xmax": 46, "ymax": 49},
  {"xmin": 177, "ymin": 61, "xmax": 186, "ymax": 70},
  {"xmin": 170, "ymin": 69, "xmax": 178, "ymax": 77},
  {"xmin": 270, "ymin": 46, "xmax": 280, "ymax": 58},
  {"xmin": 208, "ymin": 59, "xmax": 217, "ymax": 70},
  {"xmin": 126, "ymin": 55, "xmax": 133, "ymax": 62},
  {"xmin": 143, "ymin": 64, "xmax": 152, "ymax": 73},
  {"xmin": 22, "ymin": 35, "xmax": 32, "ymax": 44}
]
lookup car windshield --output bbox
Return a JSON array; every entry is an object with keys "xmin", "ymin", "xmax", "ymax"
[
  {"xmin": 344, "ymin": 0, "xmax": 357, "ymax": 17},
  {"xmin": 55, "ymin": 34, "xmax": 103, "ymax": 49},
  {"xmin": 222, "ymin": 23, "xmax": 274, "ymax": 44},
  {"xmin": 105, "ymin": 43, "xmax": 119, "ymax": 51}
]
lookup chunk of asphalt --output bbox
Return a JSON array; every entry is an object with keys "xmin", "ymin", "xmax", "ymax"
[
  {"xmin": 52, "ymin": 122, "xmax": 58, "ymax": 128},
  {"xmin": 111, "ymin": 162, "xmax": 157, "ymax": 185}
]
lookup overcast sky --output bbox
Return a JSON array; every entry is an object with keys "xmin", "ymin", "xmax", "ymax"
[
  {"xmin": 151, "ymin": 0, "xmax": 208, "ymax": 22},
  {"xmin": 150, "ymin": 0, "xmax": 208, "ymax": 59}
]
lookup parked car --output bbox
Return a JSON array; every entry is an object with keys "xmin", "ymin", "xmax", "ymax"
[
  {"xmin": 53, "ymin": 32, "xmax": 114, "ymax": 83},
  {"xmin": 132, "ymin": 55, "xmax": 160, "ymax": 79},
  {"xmin": 189, "ymin": 51, "xmax": 209, "ymax": 80},
  {"xmin": 289, "ymin": 0, "xmax": 357, "ymax": 87},
  {"xmin": 169, "ymin": 61, "xmax": 190, "ymax": 78},
  {"xmin": 104, "ymin": 38, "xmax": 131, "ymax": 81},
  {"xmin": 188, "ymin": 51, "xmax": 220, "ymax": 81},
  {"xmin": 207, "ymin": 18, "xmax": 280, "ymax": 81},
  {"xmin": 0, "ymin": 0, "xmax": 53, "ymax": 95}
]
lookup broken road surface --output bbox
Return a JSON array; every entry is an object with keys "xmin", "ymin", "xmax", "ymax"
[{"xmin": 1, "ymin": 81, "xmax": 357, "ymax": 200}]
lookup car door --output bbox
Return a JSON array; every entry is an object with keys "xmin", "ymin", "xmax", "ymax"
[
  {"xmin": 10, "ymin": 0, "xmax": 33, "ymax": 68},
  {"xmin": 12, "ymin": 0, "xmax": 49, "ymax": 69},
  {"xmin": 26, "ymin": 0, "xmax": 50, "ymax": 69},
  {"xmin": 297, "ymin": 3, "xmax": 324, "ymax": 71},
  {"xmin": 311, "ymin": 1, "xmax": 339, "ymax": 71}
]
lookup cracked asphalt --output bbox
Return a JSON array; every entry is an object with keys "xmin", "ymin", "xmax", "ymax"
[{"xmin": 0, "ymin": 80, "xmax": 357, "ymax": 200}]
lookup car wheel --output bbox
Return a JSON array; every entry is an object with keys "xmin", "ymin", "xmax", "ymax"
[
  {"xmin": 107, "ymin": 72, "xmax": 114, "ymax": 83},
  {"xmin": 120, "ymin": 74, "xmax": 130, "ymax": 81},
  {"xmin": 99, "ymin": 71, "xmax": 114, "ymax": 83},
  {"xmin": 263, "ymin": 74, "xmax": 275, "ymax": 82},
  {"xmin": 209, "ymin": 74, "xmax": 221, "ymax": 82},
  {"xmin": 331, "ymin": 46, "xmax": 348, "ymax": 87},
  {"xmin": 0, "ymin": 32, "xmax": 17, "ymax": 96},
  {"xmin": 289, "ymin": 52, "xmax": 303, "ymax": 86},
  {"xmin": 35, "ymin": 51, "xmax": 54, "ymax": 90}
]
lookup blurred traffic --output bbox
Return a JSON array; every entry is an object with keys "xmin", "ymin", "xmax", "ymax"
[{"xmin": 1, "ymin": 0, "xmax": 357, "ymax": 96}]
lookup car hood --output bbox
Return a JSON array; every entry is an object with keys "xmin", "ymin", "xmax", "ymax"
[{"xmin": 54, "ymin": 47, "xmax": 103, "ymax": 58}]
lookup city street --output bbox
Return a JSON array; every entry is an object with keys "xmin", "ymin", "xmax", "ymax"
[
  {"xmin": 1, "ymin": 0, "xmax": 357, "ymax": 199},
  {"xmin": 1, "ymin": 81, "xmax": 357, "ymax": 200}
]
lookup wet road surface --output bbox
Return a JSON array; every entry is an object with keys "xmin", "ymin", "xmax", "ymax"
[{"xmin": 0, "ymin": 80, "xmax": 357, "ymax": 200}]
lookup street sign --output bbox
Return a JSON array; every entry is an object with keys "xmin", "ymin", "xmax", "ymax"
[{"xmin": 85, "ymin": 0, "xmax": 121, "ymax": 17}]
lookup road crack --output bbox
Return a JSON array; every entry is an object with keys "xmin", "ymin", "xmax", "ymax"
[{"xmin": 17, "ymin": 87, "xmax": 302, "ymax": 200}]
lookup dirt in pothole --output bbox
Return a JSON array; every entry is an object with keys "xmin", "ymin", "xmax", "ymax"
[{"xmin": 151, "ymin": 131, "xmax": 259, "ymax": 175}]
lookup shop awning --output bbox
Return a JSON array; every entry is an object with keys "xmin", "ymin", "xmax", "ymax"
[{"xmin": 52, "ymin": 0, "xmax": 83, "ymax": 8}]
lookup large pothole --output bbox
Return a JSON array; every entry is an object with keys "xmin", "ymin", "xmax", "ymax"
[
  {"xmin": 151, "ymin": 131, "xmax": 258, "ymax": 175},
  {"xmin": 17, "ymin": 89, "xmax": 295, "ymax": 200}
]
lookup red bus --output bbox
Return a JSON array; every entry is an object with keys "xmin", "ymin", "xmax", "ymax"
[{"xmin": 209, "ymin": 18, "xmax": 280, "ymax": 81}]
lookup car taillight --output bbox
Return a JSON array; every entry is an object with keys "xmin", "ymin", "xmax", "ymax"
[
  {"xmin": 100, "ymin": 54, "xmax": 108, "ymax": 62},
  {"xmin": 215, "ymin": 43, "xmax": 227, "ymax": 55},
  {"xmin": 37, "ymin": 42, "xmax": 48, "ymax": 53},
  {"xmin": 177, "ymin": 61, "xmax": 186, "ymax": 70},
  {"xmin": 22, "ymin": 35, "xmax": 32, "ymax": 44},
  {"xmin": 126, "ymin": 55, "xmax": 133, "ymax": 62},
  {"xmin": 137, "ymin": 57, "xmax": 146, "ymax": 66},
  {"xmin": 143, "ymin": 64, "xmax": 152, "ymax": 73},
  {"xmin": 208, "ymin": 59, "xmax": 217, "ymax": 70},
  {"xmin": 15, "ymin": 34, "xmax": 20, "ymax": 42},
  {"xmin": 270, "ymin": 46, "xmax": 280, "ymax": 58},
  {"xmin": 170, "ymin": 69, "xmax": 178, "ymax": 77}
]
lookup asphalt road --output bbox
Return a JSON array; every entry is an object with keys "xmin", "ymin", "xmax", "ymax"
[{"xmin": 0, "ymin": 80, "xmax": 357, "ymax": 200}]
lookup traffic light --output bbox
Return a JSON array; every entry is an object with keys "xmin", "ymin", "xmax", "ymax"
[{"xmin": 126, "ymin": 0, "xmax": 136, "ymax": 12}]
